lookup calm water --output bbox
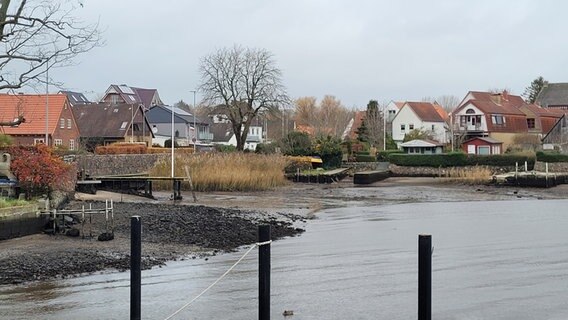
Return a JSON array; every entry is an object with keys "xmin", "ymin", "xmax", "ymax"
[{"xmin": 1, "ymin": 199, "xmax": 568, "ymax": 320}]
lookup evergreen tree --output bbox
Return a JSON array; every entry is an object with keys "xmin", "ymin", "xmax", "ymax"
[
  {"xmin": 523, "ymin": 76, "xmax": 546, "ymax": 104},
  {"xmin": 355, "ymin": 119, "xmax": 370, "ymax": 142}
]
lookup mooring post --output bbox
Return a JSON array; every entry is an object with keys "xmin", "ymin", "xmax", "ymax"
[
  {"xmin": 259, "ymin": 225, "xmax": 271, "ymax": 320},
  {"xmin": 418, "ymin": 234, "xmax": 432, "ymax": 320},
  {"xmin": 525, "ymin": 161, "xmax": 528, "ymax": 172},
  {"xmin": 131, "ymin": 216, "xmax": 142, "ymax": 320}
]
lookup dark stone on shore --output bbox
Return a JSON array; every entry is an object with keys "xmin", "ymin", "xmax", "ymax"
[
  {"xmin": 0, "ymin": 201, "xmax": 305, "ymax": 285},
  {"xmin": 97, "ymin": 232, "xmax": 114, "ymax": 241},
  {"xmin": 66, "ymin": 228, "xmax": 80, "ymax": 237}
]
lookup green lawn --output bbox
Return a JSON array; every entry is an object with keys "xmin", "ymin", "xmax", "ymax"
[{"xmin": 0, "ymin": 199, "xmax": 30, "ymax": 209}]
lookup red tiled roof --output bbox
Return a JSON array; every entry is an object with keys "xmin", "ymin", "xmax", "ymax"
[
  {"xmin": 469, "ymin": 91, "xmax": 525, "ymax": 108},
  {"xmin": 0, "ymin": 94, "xmax": 68, "ymax": 135},
  {"xmin": 468, "ymin": 100, "xmax": 525, "ymax": 115},
  {"xmin": 406, "ymin": 102, "xmax": 446, "ymax": 122},
  {"xmin": 394, "ymin": 102, "xmax": 405, "ymax": 109}
]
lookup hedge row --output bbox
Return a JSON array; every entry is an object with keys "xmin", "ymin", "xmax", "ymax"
[
  {"xmin": 355, "ymin": 154, "xmax": 376, "ymax": 162},
  {"xmin": 388, "ymin": 153, "xmax": 535, "ymax": 168},
  {"xmin": 376, "ymin": 150, "xmax": 404, "ymax": 161},
  {"xmin": 95, "ymin": 144, "xmax": 147, "ymax": 155},
  {"xmin": 536, "ymin": 151, "xmax": 568, "ymax": 163}
]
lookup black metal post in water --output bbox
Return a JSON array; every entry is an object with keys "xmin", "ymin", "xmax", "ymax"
[
  {"xmin": 131, "ymin": 216, "xmax": 141, "ymax": 320},
  {"xmin": 259, "ymin": 225, "xmax": 271, "ymax": 320},
  {"xmin": 418, "ymin": 234, "xmax": 432, "ymax": 320}
]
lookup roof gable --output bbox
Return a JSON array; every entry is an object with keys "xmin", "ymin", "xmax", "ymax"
[
  {"xmin": 405, "ymin": 102, "xmax": 447, "ymax": 122},
  {"xmin": 535, "ymin": 83, "xmax": 568, "ymax": 107},
  {"xmin": 74, "ymin": 103, "xmax": 151, "ymax": 138},
  {"xmin": 0, "ymin": 94, "xmax": 68, "ymax": 135}
]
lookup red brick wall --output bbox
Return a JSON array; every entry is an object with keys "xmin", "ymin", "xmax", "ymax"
[{"xmin": 53, "ymin": 101, "xmax": 80, "ymax": 149}]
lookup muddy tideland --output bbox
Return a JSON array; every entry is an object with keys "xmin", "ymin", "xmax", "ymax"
[{"xmin": 1, "ymin": 177, "xmax": 568, "ymax": 285}]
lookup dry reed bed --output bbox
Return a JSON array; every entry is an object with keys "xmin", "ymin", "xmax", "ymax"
[
  {"xmin": 149, "ymin": 153, "xmax": 289, "ymax": 191},
  {"xmin": 442, "ymin": 166, "xmax": 493, "ymax": 185}
]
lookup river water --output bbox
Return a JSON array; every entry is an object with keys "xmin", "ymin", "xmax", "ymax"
[{"xmin": 1, "ymin": 198, "xmax": 568, "ymax": 320}]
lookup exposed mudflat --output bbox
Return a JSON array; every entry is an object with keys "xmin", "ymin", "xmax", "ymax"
[
  {"xmin": 2, "ymin": 176, "xmax": 567, "ymax": 285},
  {"xmin": 0, "ymin": 202, "xmax": 305, "ymax": 285}
]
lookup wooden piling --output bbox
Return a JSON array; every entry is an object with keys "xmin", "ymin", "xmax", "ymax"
[
  {"xmin": 418, "ymin": 234, "xmax": 432, "ymax": 320},
  {"xmin": 131, "ymin": 216, "xmax": 142, "ymax": 320},
  {"xmin": 259, "ymin": 225, "xmax": 271, "ymax": 320}
]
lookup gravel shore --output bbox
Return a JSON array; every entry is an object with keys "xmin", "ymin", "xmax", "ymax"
[{"xmin": 0, "ymin": 201, "xmax": 306, "ymax": 285}]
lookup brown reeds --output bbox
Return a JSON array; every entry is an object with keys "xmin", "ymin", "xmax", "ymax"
[
  {"xmin": 149, "ymin": 153, "xmax": 289, "ymax": 192},
  {"xmin": 442, "ymin": 166, "xmax": 492, "ymax": 185}
]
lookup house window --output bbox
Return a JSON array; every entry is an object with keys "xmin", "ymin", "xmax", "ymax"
[
  {"xmin": 67, "ymin": 119, "xmax": 72, "ymax": 129},
  {"xmin": 492, "ymin": 145, "xmax": 501, "ymax": 154},
  {"xmin": 401, "ymin": 124, "xmax": 406, "ymax": 131},
  {"xmin": 431, "ymin": 124, "xmax": 435, "ymax": 131},
  {"xmin": 120, "ymin": 121, "xmax": 128, "ymax": 130},
  {"xmin": 34, "ymin": 138, "xmax": 45, "ymax": 145},
  {"xmin": 111, "ymin": 95, "xmax": 119, "ymax": 104},
  {"xmin": 54, "ymin": 139, "xmax": 62, "ymax": 146},
  {"xmin": 478, "ymin": 146, "xmax": 490, "ymax": 155},
  {"xmin": 60, "ymin": 118, "xmax": 65, "ymax": 128},
  {"xmin": 409, "ymin": 124, "xmax": 414, "ymax": 130},
  {"xmin": 69, "ymin": 139, "xmax": 75, "ymax": 151},
  {"xmin": 527, "ymin": 118, "xmax": 535, "ymax": 129},
  {"xmin": 491, "ymin": 115, "xmax": 505, "ymax": 125}
]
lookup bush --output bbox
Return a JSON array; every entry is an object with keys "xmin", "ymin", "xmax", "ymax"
[
  {"xmin": 95, "ymin": 144, "xmax": 147, "ymax": 155},
  {"xmin": 536, "ymin": 151, "xmax": 568, "ymax": 163},
  {"xmin": 164, "ymin": 139, "xmax": 179, "ymax": 148},
  {"xmin": 5, "ymin": 145, "xmax": 75, "ymax": 198},
  {"xmin": 355, "ymin": 154, "xmax": 376, "ymax": 162},
  {"xmin": 215, "ymin": 144, "xmax": 237, "ymax": 153},
  {"xmin": 376, "ymin": 149, "xmax": 404, "ymax": 161},
  {"xmin": 314, "ymin": 136, "xmax": 343, "ymax": 169},
  {"xmin": 256, "ymin": 142, "xmax": 277, "ymax": 154},
  {"xmin": 280, "ymin": 132, "xmax": 313, "ymax": 156},
  {"xmin": 466, "ymin": 154, "xmax": 535, "ymax": 168}
]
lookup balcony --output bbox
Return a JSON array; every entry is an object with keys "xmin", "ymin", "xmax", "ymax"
[
  {"xmin": 198, "ymin": 132, "xmax": 214, "ymax": 141},
  {"xmin": 459, "ymin": 124, "xmax": 483, "ymax": 132}
]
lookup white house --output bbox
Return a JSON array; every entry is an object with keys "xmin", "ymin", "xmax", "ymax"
[
  {"xmin": 385, "ymin": 101, "xmax": 405, "ymax": 123},
  {"xmin": 210, "ymin": 123, "xmax": 264, "ymax": 151},
  {"xmin": 391, "ymin": 102, "xmax": 448, "ymax": 147}
]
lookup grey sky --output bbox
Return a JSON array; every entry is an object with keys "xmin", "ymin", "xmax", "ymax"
[{"xmin": 52, "ymin": 0, "xmax": 567, "ymax": 108}]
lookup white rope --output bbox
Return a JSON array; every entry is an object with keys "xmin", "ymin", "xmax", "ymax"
[{"xmin": 163, "ymin": 240, "xmax": 272, "ymax": 320}]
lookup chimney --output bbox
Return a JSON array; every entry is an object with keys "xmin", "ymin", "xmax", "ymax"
[
  {"xmin": 502, "ymin": 90, "xmax": 509, "ymax": 101},
  {"xmin": 543, "ymin": 81, "xmax": 549, "ymax": 88},
  {"xmin": 490, "ymin": 93, "xmax": 502, "ymax": 105}
]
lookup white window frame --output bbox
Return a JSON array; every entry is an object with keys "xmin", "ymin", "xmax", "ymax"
[
  {"xmin": 34, "ymin": 138, "xmax": 45, "ymax": 145},
  {"xmin": 67, "ymin": 119, "xmax": 72, "ymax": 129},
  {"xmin": 54, "ymin": 139, "xmax": 62, "ymax": 146},
  {"xmin": 60, "ymin": 118, "xmax": 65, "ymax": 129},
  {"xmin": 69, "ymin": 139, "xmax": 75, "ymax": 151}
]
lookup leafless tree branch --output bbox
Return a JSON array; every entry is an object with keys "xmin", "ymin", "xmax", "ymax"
[{"xmin": 0, "ymin": 0, "xmax": 102, "ymax": 91}]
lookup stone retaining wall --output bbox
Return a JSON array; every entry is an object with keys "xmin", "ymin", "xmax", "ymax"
[
  {"xmin": 534, "ymin": 161, "xmax": 568, "ymax": 172},
  {"xmin": 75, "ymin": 154, "xmax": 169, "ymax": 177},
  {"xmin": 342, "ymin": 162, "xmax": 389, "ymax": 173},
  {"xmin": 388, "ymin": 164, "xmax": 517, "ymax": 177}
]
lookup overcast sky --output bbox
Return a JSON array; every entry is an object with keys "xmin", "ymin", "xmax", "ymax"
[{"xmin": 51, "ymin": 0, "xmax": 568, "ymax": 108}]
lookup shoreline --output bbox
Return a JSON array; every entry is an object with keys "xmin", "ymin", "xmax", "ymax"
[{"xmin": 2, "ymin": 177, "xmax": 568, "ymax": 285}]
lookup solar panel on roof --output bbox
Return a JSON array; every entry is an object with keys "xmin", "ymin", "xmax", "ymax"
[{"xmin": 119, "ymin": 85, "xmax": 135, "ymax": 95}]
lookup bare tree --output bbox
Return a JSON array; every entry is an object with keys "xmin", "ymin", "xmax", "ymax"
[
  {"xmin": 0, "ymin": 0, "xmax": 102, "ymax": 91},
  {"xmin": 422, "ymin": 95, "xmax": 460, "ymax": 113},
  {"xmin": 199, "ymin": 45, "xmax": 288, "ymax": 151},
  {"xmin": 294, "ymin": 95, "xmax": 353, "ymax": 139}
]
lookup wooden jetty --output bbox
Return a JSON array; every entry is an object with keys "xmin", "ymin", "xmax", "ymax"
[{"xmin": 77, "ymin": 173, "xmax": 188, "ymax": 199}]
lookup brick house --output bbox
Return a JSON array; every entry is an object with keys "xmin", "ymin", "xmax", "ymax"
[{"xmin": 0, "ymin": 94, "xmax": 80, "ymax": 150}]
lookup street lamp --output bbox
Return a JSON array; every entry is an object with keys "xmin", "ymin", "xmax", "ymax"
[
  {"xmin": 190, "ymin": 90, "xmax": 197, "ymax": 154},
  {"xmin": 171, "ymin": 104, "xmax": 175, "ymax": 178}
]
